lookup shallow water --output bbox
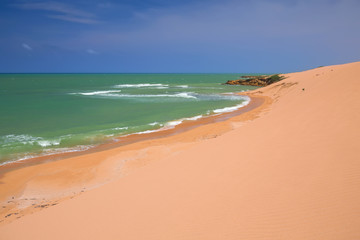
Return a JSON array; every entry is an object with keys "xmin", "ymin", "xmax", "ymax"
[{"xmin": 0, "ymin": 73, "xmax": 259, "ymax": 163}]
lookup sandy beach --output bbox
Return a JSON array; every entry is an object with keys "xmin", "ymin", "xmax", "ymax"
[{"xmin": 1, "ymin": 61, "xmax": 359, "ymax": 239}]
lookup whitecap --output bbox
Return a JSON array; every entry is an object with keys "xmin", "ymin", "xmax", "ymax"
[
  {"xmin": 0, "ymin": 134, "xmax": 42, "ymax": 145},
  {"xmin": 166, "ymin": 119, "xmax": 184, "ymax": 127},
  {"xmin": 135, "ymin": 129, "xmax": 162, "ymax": 135},
  {"xmin": 0, "ymin": 134, "xmax": 68, "ymax": 148},
  {"xmin": 172, "ymin": 92, "xmax": 197, "ymax": 99},
  {"xmin": 75, "ymin": 90, "xmax": 122, "ymax": 96},
  {"xmin": 212, "ymin": 96, "xmax": 250, "ymax": 114},
  {"xmin": 101, "ymin": 92, "xmax": 197, "ymax": 99},
  {"xmin": 37, "ymin": 140, "xmax": 61, "ymax": 147},
  {"xmin": 114, "ymin": 83, "xmax": 168, "ymax": 88},
  {"xmin": 111, "ymin": 127, "xmax": 129, "ymax": 131},
  {"xmin": 184, "ymin": 115, "xmax": 203, "ymax": 121},
  {"xmin": 176, "ymin": 85, "xmax": 189, "ymax": 88},
  {"xmin": 164, "ymin": 114, "xmax": 203, "ymax": 128}
]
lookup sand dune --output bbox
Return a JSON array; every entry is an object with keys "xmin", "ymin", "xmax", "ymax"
[{"xmin": 1, "ymin": 62, "xmax": 359, "ymax": 239}]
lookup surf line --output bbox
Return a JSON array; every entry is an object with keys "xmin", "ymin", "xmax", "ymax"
[{"xmin": 0, "ymin": 96, "xmax": 265, "ymax": 175}]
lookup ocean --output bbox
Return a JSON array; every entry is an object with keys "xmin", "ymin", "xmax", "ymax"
[{"xmin": 0, "ymin": 73, "xmax": 258, "ymax": 164}]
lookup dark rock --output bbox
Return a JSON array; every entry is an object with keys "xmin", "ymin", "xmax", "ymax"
[{"xmin": 225, "ymin": 74, "xmax": 285, "ymax": 87}]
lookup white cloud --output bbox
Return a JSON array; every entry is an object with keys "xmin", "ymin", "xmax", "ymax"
[
  {"xmin": 12, "ymin": 1, "xmax": 99, "ymax": 24},
  {"xmin": 86, "ymin": 49, "xmax": 98, "ymax": 54},
  {"xmin": 48, "ymin": 15, "xmax": 100, "ymax": 24},
  {"xmin": 22, "ymin": 43, "xmax": 33, "ymax": 51}
]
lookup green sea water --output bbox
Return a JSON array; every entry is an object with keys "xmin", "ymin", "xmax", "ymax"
[{"xmin": 0, "ymin": 73, "xmax": 258, "ymax": 164}]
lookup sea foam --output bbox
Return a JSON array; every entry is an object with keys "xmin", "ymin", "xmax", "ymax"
[
  {"xmin": 111, "ymin": 127, "xmax": 129, "ymax": 131},
  {"xmin": 37, "ymin": 140, "xmax": 61, "ymax": 147},
  {"xmin": 100, "ymin": 92, "xmax": 197, "ymax": 99},
  {"xmin": 75, "ymin": 90, "xmax": 122, "ymax": 96},
  {"xmin": 0, "ymin": 134, "xmax": 65, "ymax": 148},
  {"xmin": 1, "ymin": 134, "xmax": 42, "ymax": 145},
  {"xmin": 114, "ymin": 83, "xmax": 168, "ymax": 88},
  {"xmin": 212, "ymin": 96, "xmax": 250, "ymax": 114},
  {"xmin": 148, "ymin": 122, "xmax": 161, "ymax": 126},
  {"xmin": 165, "ymin": 115, "xmax": 203, "ymax": 128}
]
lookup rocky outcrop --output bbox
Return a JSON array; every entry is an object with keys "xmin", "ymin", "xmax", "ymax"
[{"xmin": 225, "ymin": 74, "xmax": 285, "ymax": 87}]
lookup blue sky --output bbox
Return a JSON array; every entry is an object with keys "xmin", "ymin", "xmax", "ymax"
[{"xmin": 0, "ymin": 0, "xmax": 359, "ymax": 73}]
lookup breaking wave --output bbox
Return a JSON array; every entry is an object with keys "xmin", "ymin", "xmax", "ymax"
[
  {"xmin": 96, "ymin": 92, "xmax": 197, "ymax": 99},
  {"xmin": 0, "ymin": 134, "xmax": 68, "ymax": 148},
  {"xmin": 212, "ymin": 96, "xmax": 250, "ymax": 113},
  {"xmin": 176, "ymin": 85, "xmax": 189, "ymax": 88},
  {"xmin": 114, "ymin": 83, "xmax": 168, "ymax": 88},
  {"xmin": 74, "ymin": 90, "xmax": 122, "ymax": 96}
]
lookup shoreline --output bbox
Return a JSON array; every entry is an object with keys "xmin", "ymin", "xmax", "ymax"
[
  {"xmin": 0, "ymin": 95, "xmax": 259, "ymax": 175},
  {"xmin": 0, "ymin": 94, "xmax": 270, "ymax": 224}
]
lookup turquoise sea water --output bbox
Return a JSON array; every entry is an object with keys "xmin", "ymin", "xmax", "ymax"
[{"xmin": 0, "ymin": 73, "xmax": 258, "ymax": 164}]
